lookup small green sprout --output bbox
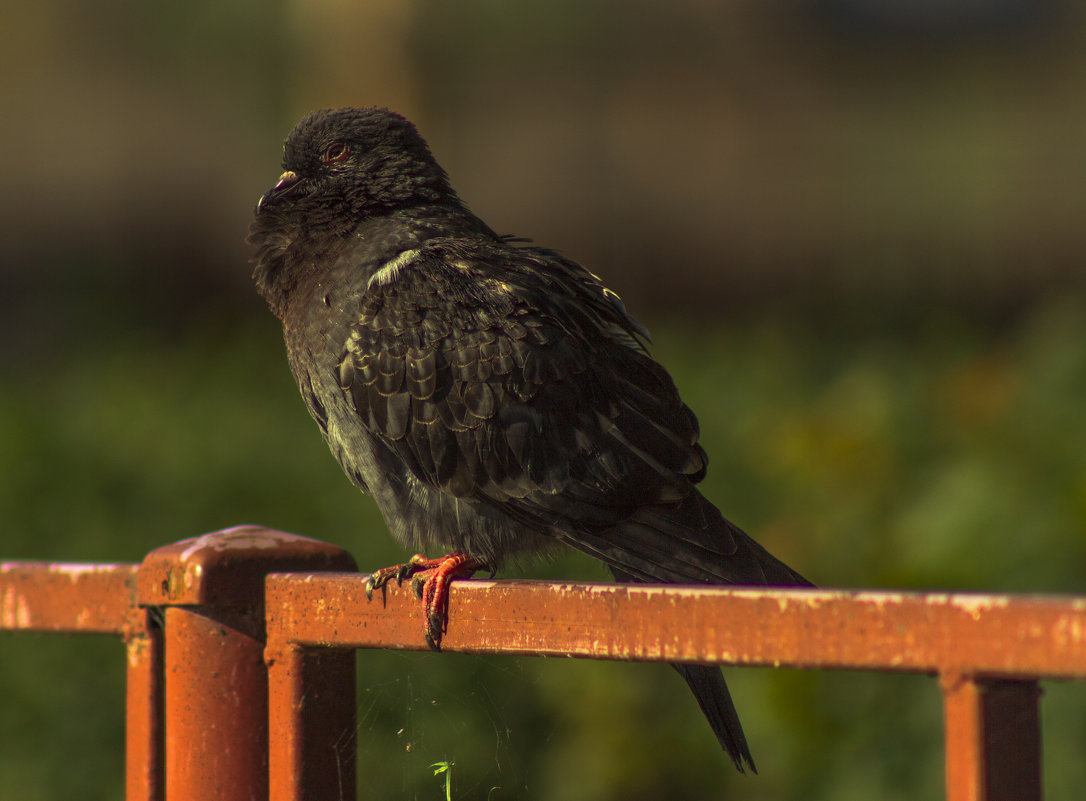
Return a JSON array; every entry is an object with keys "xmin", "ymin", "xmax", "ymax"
[{"xmin": 431, "ymin": 761, "xmax": 454, "ymax": 801}]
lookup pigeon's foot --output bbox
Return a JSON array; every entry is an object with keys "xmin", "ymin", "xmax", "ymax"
[{"xmin": 364, "ymin": 552, "xmax": 485, "ymax": 650}]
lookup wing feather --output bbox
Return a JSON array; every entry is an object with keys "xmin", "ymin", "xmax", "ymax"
[{"xmin": 338, "ymin": 239, "xmax": 708, "ymax": 534}]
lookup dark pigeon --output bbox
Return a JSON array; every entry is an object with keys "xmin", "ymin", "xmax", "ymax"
[{"xmin": 249, "ymin": 107, "xmax": 812, "ymax": 773}]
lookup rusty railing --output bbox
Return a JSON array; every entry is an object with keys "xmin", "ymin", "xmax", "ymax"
[{"xmin": 3, "ymin": 525, "xmax": 1084, "ymax": 801}]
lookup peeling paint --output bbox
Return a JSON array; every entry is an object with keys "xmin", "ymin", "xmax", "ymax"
[
  {"xmin": 951, "ymin": 595, "xmax": 1011, "ymax": 621},
  {"xmin": 47, "ymin": 563, "xmax": 107, "ymax": 579},
  {"xmin": 127, "ymin": 633, "xmax": 151, "ymax": 668},
  {"xmin": 1, "ymin": 586, "xmax": 31, "ymax": 628},
  {"xmin": 1053, "ymin": 615, "xmax": 1086, "ymax": 648},
  {"xmin": 582, "ymin": 583, "xmax": 628, "ymax": 596},
  {"xmin": 855, "ymin": 591, "xmax": 909, "ymax": 607}
]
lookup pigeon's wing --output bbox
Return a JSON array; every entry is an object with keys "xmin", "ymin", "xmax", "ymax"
[
  {"xmin": 336, "ymin": 238, "xmax": 694, "ymax": 503},
  {"xmin": 336, "ymin": 238, "xmax": 805, "ymax": 588}
]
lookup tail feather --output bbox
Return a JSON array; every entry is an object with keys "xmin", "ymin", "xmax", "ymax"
[
  {"xmin": 567, "ymin": 490, "xmax": 812, "ymax": 587},
  {"xmin": 674, "ymin": 663, "xmax": 756, "ymax": 773},
  {"xmin": 598, "ymin": 494, "xmax": 812, "ymax": 771}
]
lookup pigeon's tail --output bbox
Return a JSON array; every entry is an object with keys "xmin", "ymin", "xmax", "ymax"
[
  {"xmin": 571, "ymin": 489, "xmax": 812, "ymax": 588},
  {"xmin": 674, "ymin": 663, "xmax": 756, "ymax": 773},
  {"xmin": 595, "ymin": 490, "xmax": 812, "ymax": 771},
  {"xmin": 611, "ymin": 560, "xmax": 760, "ymax": 772}
]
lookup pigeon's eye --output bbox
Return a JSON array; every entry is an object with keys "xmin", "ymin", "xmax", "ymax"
[{"xmin": 321, "ymin": 142, "xmax": 351, "ymax": 165}]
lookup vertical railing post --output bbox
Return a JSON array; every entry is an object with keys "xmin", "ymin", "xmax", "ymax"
[
  {"xmin": 136, "ymin": 526, "xmax": 357, "ymax": 801},
  {"xmin": 161, "ymin": 604, "xmax": 270, "ymax": 801},
  {"xmin": 124, "ymin": 607, "xmax": 165, "ymax": 801},
  {"xmin": 265, "ymin": 636, "xmax": 356, "ymax": 801},
  {"xmin": 941, "ymin": 672, "xmax": 1042, "ymax": 801}
]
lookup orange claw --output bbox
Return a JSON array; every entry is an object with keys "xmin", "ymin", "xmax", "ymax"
[{"xmin": 364, "ymin": 552, "xmax": 485, "ymax": 649}]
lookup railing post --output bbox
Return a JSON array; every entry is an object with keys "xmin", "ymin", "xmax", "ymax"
[
  {"xmin": 136, "ymin": 526, "xmax": 356, "ymax": 801},
  {"xmin": 941, "ymin": 673, "xmax": 1042, "ymax": 801},
  {"xmin": 162, "ymin": 604, "xmax": 271, "ymax": 800},
  {"xmin": 124, "ymin": 607, "xmax": 165, "ymax": 801},
  {"xmin": 265, "ymin": 638, "xmax": 356, "ymax": 801}
]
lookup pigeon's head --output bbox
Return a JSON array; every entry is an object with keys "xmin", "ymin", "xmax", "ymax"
[
  {"xmin": 250, "ymin": 108, "xmax": 461, "ymax": 310},
  {"xmin": 254, "ymin": 107, "xmax": 457, "ymax": 221}
]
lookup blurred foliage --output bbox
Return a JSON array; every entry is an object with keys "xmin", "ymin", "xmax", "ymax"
[
  {"xmin": 4, "ymin": 2, "xmax": 1086, "ymax": 324},
  {"xmin": 2, "ymin": 298, "xmax": 1084, "ymax": 799}
]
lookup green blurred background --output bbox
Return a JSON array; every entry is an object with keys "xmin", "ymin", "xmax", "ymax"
[{"xmin": 2, "ymin": 1, "xmax": 1085, "ymax": 799}]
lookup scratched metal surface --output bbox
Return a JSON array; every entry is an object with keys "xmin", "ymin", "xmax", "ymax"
[
  {"xmin": 264, "ymin": 573, "xmax": 1086, "ymax": 680},
  {"xmin": 0, "ymin": 561, "xmax": 137, "ymax": 634}
]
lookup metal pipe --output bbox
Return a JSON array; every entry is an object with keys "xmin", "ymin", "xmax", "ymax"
[
  {"xmin": 125, "ymin": 608, "xmax": 165, "ymax": 801},
  {"xmin": 941, "ymin": 674, "xmax": 1041, "ymax": 801},
  {"xmin": 264, "ymin": 575, "xmax": 1086, "ymax": 679},
  {"xmin": 162, "ymin": 605, "xmax": 269, "ymax": 801},
  {"xmin": 266, "ymin": 640, "xmax": 356, "ymax": 801}
]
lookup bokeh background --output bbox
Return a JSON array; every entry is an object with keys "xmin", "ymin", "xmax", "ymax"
[{"xmin": 3, "ymin": 1, "xmax": 1085, "ymax": 799}]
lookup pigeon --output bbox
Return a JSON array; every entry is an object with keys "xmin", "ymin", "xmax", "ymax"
[{"xmin": 249, "ymin": 107, "xmax": 811, "ymax": 773}]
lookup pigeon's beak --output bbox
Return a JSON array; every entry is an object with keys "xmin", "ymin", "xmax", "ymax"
[
  {"xmin": 256, "ymin": 170, "xmax": 302, "ymax": 212},
  {"xmin": 272, "ymin": 170, "xmax": 301, "ymax": 192}
]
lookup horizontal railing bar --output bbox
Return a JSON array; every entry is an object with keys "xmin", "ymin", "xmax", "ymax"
[
  {"xmin": 0, "ymin": 562, "xmax": 138, "ymax": 634},
  {"xmin": 265, "ymin": 574, "xmax": 1086, "ymax": 680}
]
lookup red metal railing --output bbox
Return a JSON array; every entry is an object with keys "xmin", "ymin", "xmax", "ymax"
[{"xmin": 4, "ymin": 526, "xmax": 1084, "ymax": 801}]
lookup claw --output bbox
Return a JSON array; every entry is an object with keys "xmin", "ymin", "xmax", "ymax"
[
  {"xmin": 411, "ymin": 573, "xmax": 427, "ymax": 600},
  {"xmin": 362, "ymin": 552, "xmax": 486, "ymax": 650},
  {"xmin": 364, "ymin": 562, "xmax": 409, "ymax": 601},
  {"xmin": 424, "ymin": 628, "xmax": 440, "ymax": 651},
  {"xmin": 426, "ymin": 609, "xmax": 445, "ymax": 649}
]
